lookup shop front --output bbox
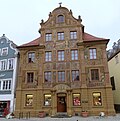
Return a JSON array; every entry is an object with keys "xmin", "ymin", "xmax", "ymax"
[{"xmin": 0, "ymin": 101, "xmax": 10, "ymax": 117}]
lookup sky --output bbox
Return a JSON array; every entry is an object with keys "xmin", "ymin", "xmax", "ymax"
[{"xmin": 0, "ymin": 0, "xmax": 120, "ymax": 49}]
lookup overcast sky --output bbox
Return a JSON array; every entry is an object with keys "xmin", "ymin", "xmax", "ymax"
[{"xmin": 0, "ymin": 0, "xmax": 120, "ymax": 49}]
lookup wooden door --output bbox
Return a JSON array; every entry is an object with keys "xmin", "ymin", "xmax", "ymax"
[{"xmin": 57, "ymin": 96, "xmax": 66, "ymax": 112}]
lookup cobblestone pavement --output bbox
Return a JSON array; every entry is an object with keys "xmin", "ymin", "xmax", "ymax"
[{"xmin": 0, "ymin": 114, "xmax": 120, "ymax": 121}]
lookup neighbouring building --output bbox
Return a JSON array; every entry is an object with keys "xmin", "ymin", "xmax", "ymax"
[
  {"xmin": 108, "ymin": 40, "xmax": 120, "ymax": 113},
  {"xmin": 15, "ymin": 5, "xmax": 115, "ymax": 117},
  {"xmin": 0, "ymin": 34, "xmax": 18, "ymax": 117}
]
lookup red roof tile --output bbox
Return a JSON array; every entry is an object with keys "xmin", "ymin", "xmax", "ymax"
[
  {"xmin": 18, "ymin": 32, "xmax": 109, "ymax": 48},
  {"xmin": 18, "ymin": 37, "xmax": 40, "ymax": 47},
  {"xmin": 83, "ymin": 32, "xmax": 109, "ymax": 42}
]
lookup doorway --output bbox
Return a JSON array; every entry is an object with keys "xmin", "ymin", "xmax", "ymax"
[{"xmin": 57, "ymin": 94, "xmax": 67, "ymax": 112}]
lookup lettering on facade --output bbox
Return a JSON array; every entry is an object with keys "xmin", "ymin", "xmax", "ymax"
[{"xmin": 0, "ymin": 74, "xmax": 5, "ymax": 77}]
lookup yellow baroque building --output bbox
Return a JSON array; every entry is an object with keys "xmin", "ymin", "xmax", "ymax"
[{"xmin": 15, "ymin": 5, "xmax": 115, "ymax": 117}]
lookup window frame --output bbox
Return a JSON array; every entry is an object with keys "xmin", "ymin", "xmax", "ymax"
[
  {"xmin": 44, "ymin": 72, "xmax": 52, "ymax": 82},
  {"xmin": 28, "ymin": 52, "xmax": 35, "ymax": 63},
  {"xmin": 44, "ymin": 94, "xmax": 52, "ymax": 106},
  {"xmin": 1, "ymin": 47, "xmax": 8, "ymax": 56},
  {"xmin": 71, "ymin": 50, "xmax": 78, "ymax": 60},
  {"xmin": 93, "ymin": 92, "xmax": 102, "ymax": 106},
  {"xmin": 70, "ymin": 31, "xmax": 77, "ymax": 40},
  {"xmin": 7, "ymin": 58, "xmax": 14, "ymax": 70},
  {"xmin": 45, "ymin": 33, "xmax": 52, "ymax": 41},
  {"xmin": 73, "ymin": 93, "xmax": 81, "ymax": 106},
  {"xmin": 58, "ymin": 50, "xmax": 64, "ymax": 61},
  {"xmin": 90, "ymin": 69, "xmax": 99, "ymax": 81},
  {"xmin": 45, "ymin": 51, "xmax": 52, "ymax": 62},
  {"xmin": 25, "ymin": 94, "xmax": 33, "ymax": 106},
  {"xmin": 89, "ymin": 48, "xmax": 97, "ymax": 59},
  {"xmin": 72, "ymin": 70, "xmax": 79, "ymax": 81},
  {"xmin": 57, "ymin": 32, "xmax": 64, "ymax": 40},
  {"xmin": 0, "ymin": 59, "xmax": 7, "ymax": 71},
  {"xmin": 57, "ymin": 15, "xmax": 64, "ymax": 23},
  {"xmin": 27, "ymin": 72, "xmax": 34, "ymax": 83},
  {"xmin": 58, "ymin": 71, "xmax": 65, "ymax": 82}
]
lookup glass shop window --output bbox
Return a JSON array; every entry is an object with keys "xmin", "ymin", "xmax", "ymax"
[
  {"xmin": 73, "ymin": 93, "xmax": 81, "ymax": 106},
  {"xmin": 26, "ymin": 94, "xmax": 33, "ymax": 106},
  {"xmin": 44, "ymin": 94, "xmax": 51, "ymax": 106},
  {"xmin": 93, "ymin": 92, "xmax": 102, "ymax": 106}
]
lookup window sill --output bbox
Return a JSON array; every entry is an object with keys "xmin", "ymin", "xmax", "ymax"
[{"xmin": 24, "ymin": 106, "xmax": 34, "ymax": 109}]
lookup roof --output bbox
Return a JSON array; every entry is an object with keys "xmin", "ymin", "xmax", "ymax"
[
  {"xmin": 83, "ymin": 32, "xmax": 109, "ymax": 42},
  {"xmin": 17, "ymin": 37, "xmax": 40, "ymax": 48},
  {"xmin": 17, "ymin": 32, "xmax": 109, "ymax": 48}
]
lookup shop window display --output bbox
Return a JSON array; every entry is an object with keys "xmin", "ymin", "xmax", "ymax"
[
  {"xmin": 73, "ymin": 93, "xmax": 81, "ymax": 106},
  {"xmin": 93, "ymin": 92, "xmax": 102, "ymax": 106},
  {"xmin": 26, "ymin": 94, "xmax": 33, "ymax": 106},
  {"xmin": 44, "ymin": 94, "xmax": 51, "ymax": 106}
]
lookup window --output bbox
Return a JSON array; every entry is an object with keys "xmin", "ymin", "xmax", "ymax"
[
  {"xmin": 44, "ymin": 94, "xmax": 51, "ymax": 106},
  {"xmin": 70, "ymin": 31, "xmax": 77, "ymax": 39},
  {"xmin": 1, "ymin": 47, "xmax": 8, "ymax": 56},
  {"xmin": 27, "ymin": 72, "xmax": 34, "ymax": 83},
  {"xmin": 45, "ymin": 33, "xmax": 52, "ymax": 41},
  {"xmin": 57, "ymin": 15, "xmax": 64, "ymax": 23},
  {"xmin": 72, "ymin": 70, "xmax": 79, "ymax": 81},
  {"xmin": 28, "ymin": 52, "xmax": 35, "ymax": 63},
  {"xmin": 89, "ymin": 48, "xmax": 96, "ymax": 59},
  {"xmin": 115, "ymin": 55, "xmax": 119, "ymax": 64},
  {"xmin": 93, "ymin": 92, "xmax": 102, "ymax": 106},
  {"xmin": 58, "ymin": 50, "xmax": 64, "ymax": 61},
  {"xmin": 58, "ymin": 71, "xmax": 65, "ymax": 82},
  {"xmin": 110, "ymin": 76, "xmax": 115, "ymax": 90},
  {"xmin": 73, "ymin": 94, "xmax": 81, "ymax": 106},
  {"xmin": 71, "ymin": 50, "xmax": 78, "ymax": 60},
  {"xmin": 91, "ymin": 69, "xmax": 99, "ymax": 81},
  {"xmin": 2, "ymin": 80, "xmax": 11, "ymax": 90},
  {"xmin": 45, "ymin": 52, "xmax": 52, "ymax": 61},
  {"xmin": 8, "ymin": 58, "xmax": 14, "ymax": 70},
  {"xmin": 0, "ymin": 60, "xmax": 7, "ymax": 70},
  {"xmin": 44, "ymin": 72, "xmax": 52, "ymax": 82},
  {"xmin": 26, "ymin": 94, "xmax": 33, "ymax": 106},
  {"xmin": 57, "ymin": 32, "xmax": 64, "ymax": 40}
]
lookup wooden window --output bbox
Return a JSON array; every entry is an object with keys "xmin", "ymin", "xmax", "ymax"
[
  {"xmin": 93, "ymin": 92, "xmax": 102, "ymax": 106},
  {"xmin": 45, "ymin": 51, "xmax": 52, "ymax": 61},
  {"xmin": 45, "ymin": 33, "xmax": 52, "ymax": 41},
  {"xmin": 72, "ymin": 70, "xmax": 79, "ymax": 81},
  {"xmin": 58, "ymin": 71, "xmax": 65, "ymax": 82},
  {"xmin": 110, "ymin": 76, "xmax": 116, "ymax": 90},
  {"xmin": 70, "ymin": 31, "xmax": 77, "ymax": 39},
  {"xmin": 8, "ymin": 58, "xmax": 14, "ymax": 70},
  {"xmin": 57, "ymin": 32, "xmax": 64, "ymax": 40},
  {"xmin": 44, "ymin": 94, "xmax": 51, "ymax": 106},
  {"xmin": 44, "ymin": 72, "xmax": 52, "ymax": 82},
  {"xmin": 71, "ymin": 50, "xmax": 78, "ymax": 60},
  {"xmin": 1, "ymin": 47, "xmax": 8, "ymax": 56},
  {"xmin": 57, "ymin": 15, "xmax": 64, "ymax": 23},
  {"xmin": 91, "ymin": 69, "xmax": 99, "ymax": 81},
  {"xmin": 89, "ymin": 48, "xmax": 96, "ymax": 59},
  {"xmin": 2, "ymin": 80, "xmax": 11, "ymax": 90},
  {"xmin": 0, "ymin": 60, "xmax": 7, "ymax": 70},
  {"xmin": 26, "ymin": 94, "xmax": 33, "ymax": 106},
  {"xmin": 27, "ymin": 72, "xmax": 34, "ymax": 83},
  {"xmin": 73, "ymin": 93, "xmax": 81, "ymax": 106},
  {"xmin": 58, "ymin": 50, "xmax": 64, "ymax": 61},
  {"xmin": 28, "ymin": 52, "xmax": 35, "ymax": 63}
]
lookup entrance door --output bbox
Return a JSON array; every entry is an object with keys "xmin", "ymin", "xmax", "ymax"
[{"xmin": 57, "ymin": 95, "xmax": 67, "ymax": 112}]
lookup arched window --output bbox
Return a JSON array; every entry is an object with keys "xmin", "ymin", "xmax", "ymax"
[{"xmin": 57, "ymin": 15, "xmax": 64, "ymax": 23}]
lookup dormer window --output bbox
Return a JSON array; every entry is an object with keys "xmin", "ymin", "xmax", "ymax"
[{"xmin": 57, "ymin": 15, "xmax": 64, "ymax": 23}]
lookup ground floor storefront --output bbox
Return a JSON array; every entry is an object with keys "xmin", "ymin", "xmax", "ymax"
[
  {"xmin": 15, "ymin": 84, "xmax": 115, "ymax": 117},
  {"xmin": 0, "ymin": 101, "xmax": 10, "ymax": 117}
]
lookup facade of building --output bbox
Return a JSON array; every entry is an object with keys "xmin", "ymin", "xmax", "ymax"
[
  {"xmin": 0, "ymin": 34, "xmax": 18, "ymax": 117},
  {"xmin": 108, "ymin": 40, "xmax": 120, "ymax": 113},
  {"xmin": 15, "ymin": 5, "xmax": 115, "ymax": 117}
]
